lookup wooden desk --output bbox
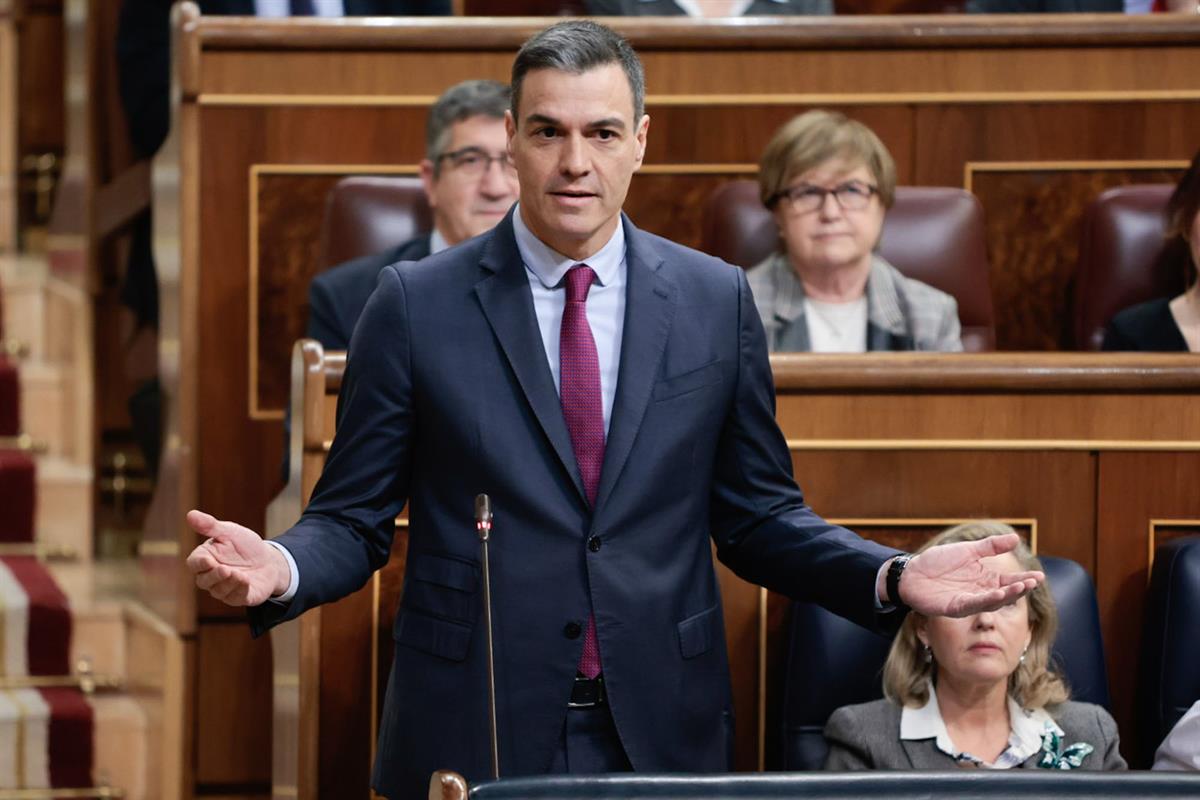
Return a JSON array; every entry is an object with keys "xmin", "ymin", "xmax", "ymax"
[{"xmin": 151, "ymin": 9, "xmax": 1200, "ymax": 794}]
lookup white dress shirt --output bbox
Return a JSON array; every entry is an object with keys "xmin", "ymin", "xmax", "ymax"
[
  {"xmin": 902, "ymin": 681, "xmax": 1063, "ymax": 769},
  {"xmin": 254, "ymin": 0, "xmax": 345, "ymax": 16},
  {"xmin": 511, "ymin": 203, "xmax": 626, "ymax": 434}
]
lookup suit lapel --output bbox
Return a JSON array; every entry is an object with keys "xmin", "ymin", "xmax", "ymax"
[
  {"xmin": 901, "ymin": 737, "xmax": 948, "ymax": 769},
  {"xmin": 593, "ymin": 218, "xmax": 676, "ymax": 514},
  {"xmin": 474, "ymin": 213, "xmax": 588, "ymax": 505}
]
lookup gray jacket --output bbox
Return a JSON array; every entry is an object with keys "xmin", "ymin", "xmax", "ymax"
[
  {"xmin": 746, "ymin": 252, "xmax": 963, "ymax": 353},
  {"xmin": 825, "ymin": 698, "xmax": 1128, "ymax": 771}
]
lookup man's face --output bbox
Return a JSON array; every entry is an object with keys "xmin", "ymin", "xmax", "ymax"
[
  {"xmin": 421, "ymin": 114, "xmax": 519, "ymax": 246},
  {"xmin": 506, "ymin": 64, "xmax": 649, "ymax": 261}
]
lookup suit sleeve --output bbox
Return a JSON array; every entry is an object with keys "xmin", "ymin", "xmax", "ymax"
[
  {"xmin": 306, "ymin": 275, "xmax": 352, "ymax": 351},
  {"xmin": 823, "ymin": 707, "xmax": 876, "ymax": 770},
  {"xmin": 708, "ymin": 267, "xmax": 900, "ymax": 631},
  {"xmin": 249, "ymin": 266, "xmax": 413, "ymax": 635},
  {"xmin": 1095, "ymin": 706, "xmax": 1129, "ymax": 770}
]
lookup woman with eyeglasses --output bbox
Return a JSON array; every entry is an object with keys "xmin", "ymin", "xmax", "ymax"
[{"xmin": 746, "ymin": 111, "xmax": 962, "ymax": 353}]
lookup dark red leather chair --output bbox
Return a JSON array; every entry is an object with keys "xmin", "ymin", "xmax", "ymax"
[
  {"xmin": 701, "ymin": 180, "xmax": 995, "ymax": 352},
  {"xmin": 1072, "ymin": 185, "xmax": 1181, "ymax": 351},
  {"xmin": 318, "ymin": 176, "xmax": 433, "ymax": 270}
]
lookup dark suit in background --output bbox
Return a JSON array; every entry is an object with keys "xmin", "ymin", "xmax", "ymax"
[
  {"xmin": 306, "ymin": 234, "xmax": 432, "ymax": 350},
  {"xmin": 250, "ymin": 209, "xmax": 899, "ymax": 798}
]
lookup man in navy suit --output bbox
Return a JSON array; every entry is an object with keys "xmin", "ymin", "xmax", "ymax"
[
  {"xmin": 306, "ymin": 79, "xmax": 519, "ymax": 351},
  {"xmin": 186, "ymin": 20, "xmax": 1044, "ymax": 799}
]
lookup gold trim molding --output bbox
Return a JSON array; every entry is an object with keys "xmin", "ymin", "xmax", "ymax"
[
  {"xmin": 1147, "ymin": 519, "xmax": 1200, "ymax": 582},
  {"xmin": 198, "ymin": 90, "xmax": 1200, "ymax": 109},
  {"xmin": 963, "ymin": 158, "xmax": 1189, "ymax": 193}
]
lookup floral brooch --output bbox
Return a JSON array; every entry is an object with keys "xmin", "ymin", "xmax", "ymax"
[{"xmin": 1037, "ymin": 724, "xmax": 1094, "ymax": 769}]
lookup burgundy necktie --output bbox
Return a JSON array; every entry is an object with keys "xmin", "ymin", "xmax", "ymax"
[{"xmin": 560, "ymin": 265, "xmax": 604, "ymax": 679}]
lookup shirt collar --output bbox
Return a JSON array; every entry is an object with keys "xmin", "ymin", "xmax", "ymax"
[
  {"xmin": 429, "ymin": 227, "xmax": 450, "ymax": 255},
  {"xmin": 512, "ymin": 202, "xmax": 625, "ymax": 290},
  {"xmin": 900, "ymin": 681, "xmax": 1064, "ymax": 767}
]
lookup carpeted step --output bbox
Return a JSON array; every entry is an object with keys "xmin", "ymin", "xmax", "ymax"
[
  {"xmin": 0, "ymin": 356, "xmax": 17, "ymax": 435},
  {"xmin": 0, "ymin": 556, "xmax": 71, "ymax": 677},
  {"xmin": 0, "ymin": 686, "xmax": 94, "ymax": 791},
  {"xmin": 0, "ymin": 451, "xmax": 35, "ymax": 544}
]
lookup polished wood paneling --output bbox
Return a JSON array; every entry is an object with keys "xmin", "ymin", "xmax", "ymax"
[
  {"xmin": 196, "ymin": 622, "xmax": 275, "ymax": 786},
  {"xmin": 971, "ymin": 166, "xmax": 1185, "ymax": 350}
]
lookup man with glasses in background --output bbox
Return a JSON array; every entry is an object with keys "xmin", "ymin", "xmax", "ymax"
[{"xmin": 306, "ymin": 79, "xmax": 519, "ymax": 350}]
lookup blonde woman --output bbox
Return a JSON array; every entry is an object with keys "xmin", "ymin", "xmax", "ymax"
[
  {"xmin": 824, "ymin": 521, "xmax": 1126, "ymax": 771},
  {"xmin": 747, "ymin": 110, "xmax": 962, "ymax": 353}
]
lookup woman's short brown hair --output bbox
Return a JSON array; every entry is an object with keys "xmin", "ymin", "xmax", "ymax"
[
  {"xmin": 881, "ymin": 520, "xmax": 1070, "ymax": 710},
  {"xmin": 757, "ymin": 110, "xmax": 897, "ymax": 210}
]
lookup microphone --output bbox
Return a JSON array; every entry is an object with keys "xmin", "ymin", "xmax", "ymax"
[
  {"xmin": 475, "ymin": 494, "xmax": 492, "ymax": 540},
  {"xmin": 474, "ymin": 493, "xmax": 500, "ymax": 780}
]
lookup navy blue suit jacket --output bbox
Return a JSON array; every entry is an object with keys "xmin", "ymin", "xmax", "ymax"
[
  {"xmin": 252, "ymin": 210, "xmax": 898, "ymax": 798},
  {"xmin": 306, "ymin": 234, "xmax": 432, "ymax": 350}
]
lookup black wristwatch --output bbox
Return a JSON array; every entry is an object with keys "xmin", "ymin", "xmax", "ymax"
[{"xmin": 886, "ymin": 554, "xmax": 912, "ymax": 612}]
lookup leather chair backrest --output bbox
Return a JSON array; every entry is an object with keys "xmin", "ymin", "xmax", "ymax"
[
  {"xmin": 701, "ymin": 180, "xmax": 995, "ymax": 351},
  {"xmin": 1137, "ymin": 536, "xmax": 1200, "ymax": 765},
  {"xmin": 319, "ymin": 175, "xmax": 433, "ymax": 270},
  {"xmin": 1072, "ymin": 184, "xmax": 1182, "ymax": 351},
  {"xmin": 780, "ymin": 555, "xmax": 1110, "ymax": 770}
]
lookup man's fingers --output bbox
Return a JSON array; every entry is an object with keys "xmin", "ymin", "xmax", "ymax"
[
  {"xmin": 974, "ymin": 532, "xmax": 1021, "ymax": 558},
  {"xmin": 194, "ymin": 563, "xmax": 231, "ymax": 592},
  {"xmin": 187, "ymin": 509, "xmax": 219, "ymax": 538},
  {"xmin": 998, "ymin": 570, "xmax": 1044, "ymax": 587},
  {"xmin": 186, "ymin": 545, "xmax": 219, "ymax": 575}
]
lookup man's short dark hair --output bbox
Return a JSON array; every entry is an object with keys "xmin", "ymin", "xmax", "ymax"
[
  {"xmin": 511, "ymin": 20, "xmax": 645, "ymax": 123},
  {"xmin": 426, "ymin": 79, "xmax": 511, "ymax": 170}
]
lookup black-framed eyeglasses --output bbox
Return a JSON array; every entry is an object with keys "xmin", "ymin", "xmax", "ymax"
[
  {"xmin": 771, "ymin": 181, "xmax": 879, "ymax": 213},
  {"xmin": 437, "ymin": 146, "xmax": 515, "ymax": 178}
]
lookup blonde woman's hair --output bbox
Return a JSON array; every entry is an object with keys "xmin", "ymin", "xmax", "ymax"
[
  {"xmin": 881, "ymin": 520, "xmax": 1070, "ymax": 710},
  {"xmin": 757, "ymin": 110, "xmax": 897, "ymax": 211}
]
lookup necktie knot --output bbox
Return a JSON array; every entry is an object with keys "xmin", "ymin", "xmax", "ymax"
[{"xmin": 564, "ymin": 265, "xmax": 595, "ymax": 304}]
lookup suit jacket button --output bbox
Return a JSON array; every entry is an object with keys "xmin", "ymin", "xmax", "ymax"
[
  {"xmin": 588, "ymin": 535, "xmax": 602, "ymax": 552},
  {"xmin": 564, "ymin": 621, "xmax": 582, "ymax": 639}
]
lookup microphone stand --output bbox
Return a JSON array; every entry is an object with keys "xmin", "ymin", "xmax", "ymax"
[{"xmin": 475, "ymin": 494, "xmax": 500, "ymax": 780}]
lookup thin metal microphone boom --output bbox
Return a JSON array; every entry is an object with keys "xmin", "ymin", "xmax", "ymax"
[{"xmin": 475, "ymin": 493, "xmax": 500, "ymax": 780}]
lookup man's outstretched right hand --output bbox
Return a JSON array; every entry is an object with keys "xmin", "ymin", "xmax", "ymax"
[{"xmin": 185, "ymin": 509, "xmax": 290, "ymax": 607}]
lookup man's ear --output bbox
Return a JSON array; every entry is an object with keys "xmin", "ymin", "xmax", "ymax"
[
  {"xmin": 505, "ymin": 110, "xmax": 517, "ymax": 159},
  {"xmin": 634, "ymin": 114, "xmax": 650, "ymax": 167},
  {"xmin": 419, "ymin": 159, "xmax": 437, "ymax": 208}
]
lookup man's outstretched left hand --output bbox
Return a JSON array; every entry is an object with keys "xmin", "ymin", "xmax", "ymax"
[{"xmin": 883, "ymin": 532, "xmax": 1043, "ymax": 617}]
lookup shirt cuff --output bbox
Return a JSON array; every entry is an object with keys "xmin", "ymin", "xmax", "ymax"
[
  {"xmin": 875, "ymin": 560, "xmax": 895, "ymax": 613},
  {"xmin": 264, "ymin": 540, "xmax": 299, "ymax": 604}
]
